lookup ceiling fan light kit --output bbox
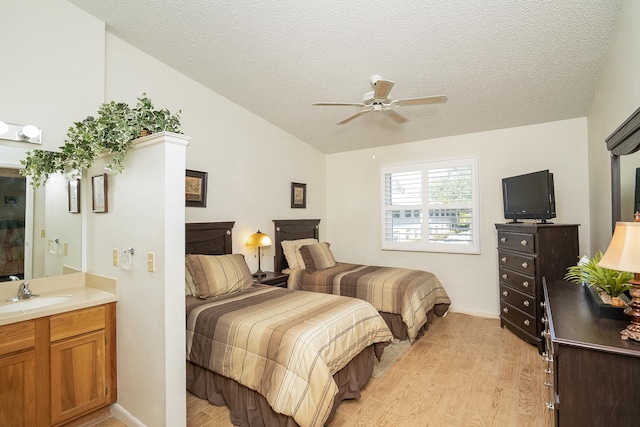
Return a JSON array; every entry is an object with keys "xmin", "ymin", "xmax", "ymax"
[{"xmin": 313, "ymin": 75, "xmax": 447, "ymax": 125}]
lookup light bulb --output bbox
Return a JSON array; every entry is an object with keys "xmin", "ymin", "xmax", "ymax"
[{"xmin": 22, "ymin": 125, "xmax": 40, "ymax": 139}]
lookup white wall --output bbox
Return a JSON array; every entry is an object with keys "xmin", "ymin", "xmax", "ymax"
[
  {"xmin": 588, "ymin": 0, "xmax": 640, "ymax": 253},
  {"xmin": 326, "ymin": 118, "xmax": 590, "ymax": 316}
]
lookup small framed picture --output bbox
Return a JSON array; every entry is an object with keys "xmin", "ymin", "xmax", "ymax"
[
  {"xmin": 2, "ymin": 195, "xmax": 19, "ymax": 207},
  {"xmin": 291, "ymin": 182, "xmax": 306, "ymax": 209},
  {"xmin": 92, "ymin": 173, "xmax": 108, "ymax": 213},
  {"xmin": 68, "ymin": 179, "xmax": 80, "ymax": 213},
  {"xmin": 186, "ymin": 169, "xmax": 208, "ymax": 207}
]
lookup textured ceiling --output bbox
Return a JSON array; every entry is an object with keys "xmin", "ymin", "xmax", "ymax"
[{"xmin": 69, "ymin": 0, "xmax": 620, "ymax": 154}]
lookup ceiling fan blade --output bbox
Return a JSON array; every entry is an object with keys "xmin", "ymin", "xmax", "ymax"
[
  {"xmin": 373, "ymin": 79, "xmax": 394, "ymax": 100},
  {"xmin": 312, "ymin": 102, "xmax": 366, "ymax": 107},
  {"xmin": 383, "ymin": 109, "xmax": 409, "ymax": 124},
  {"xmin": 392, "ymin": 95, "xmax": 448, "ymax": 107},
  {"xmin": 336, "ymin": 109, "xmax": 371, "ymax": 125}
]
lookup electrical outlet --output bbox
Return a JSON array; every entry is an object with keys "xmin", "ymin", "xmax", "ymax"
[
  {"xmin": 112, "ymin": 249, "xmax": 119, "ymax": 266},
  {"xmin": 147, "ymin": 252, "xmax": 155, "ymax": 272},
  {"xmin": 63, "ymin": 242, "xmax": 68, "ymax": 256}
]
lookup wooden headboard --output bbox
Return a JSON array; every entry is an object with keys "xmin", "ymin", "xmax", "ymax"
[
  {"xmin": 186, "ymin": 222, "xmax": 235, "ymax": 255},
  {"xmin": 273, "ymin": 219, "xmax": 320, "ymax": 272}
]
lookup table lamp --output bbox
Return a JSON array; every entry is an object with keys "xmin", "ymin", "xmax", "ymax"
[
  {"xmin": 598, "ymin": 214, "xmax": 640, "ymax": 341},
  {"xmin": 246, "ymin": 230, "xmax": 272, "ymax": 278}
]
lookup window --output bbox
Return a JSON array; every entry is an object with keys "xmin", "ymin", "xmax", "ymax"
[{"xmin": 381, "ymin": 156, "xmax": 480, "ymax": 254}]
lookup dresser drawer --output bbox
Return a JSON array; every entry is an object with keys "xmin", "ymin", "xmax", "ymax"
[
  {"xmin": 0, "ymin": 320, "xmax": 36, "ymax": 356},
  {"xmin": 499, "ymin": 266, "xmax": 536, "ymax": 297},
  {"xmin": 500, "ymin": 301, "xmax": 537, "ymax": 336},
  {"xmin": 497, "ymin": 231, "xmax": 535, "ymax": 254},
  {"xmin": 498, "ymin": 250, "xmax": 536, "ymax": 276},
  {"xmin": 500, "ymin": 284, "xmax": 535, "ymax": 316}
]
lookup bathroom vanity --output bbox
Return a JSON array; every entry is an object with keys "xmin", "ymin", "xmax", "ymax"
[{"xmin": 0, "ymin": 274, "xmax": 117, "ymax": 426}]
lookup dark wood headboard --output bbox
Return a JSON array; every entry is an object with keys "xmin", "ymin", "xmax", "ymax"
[
  {"xmin": 186, "ymin": 222, "xmax": 235, "ymax": 255},
  {"xmin": 273, "ymin": 219, "xmax": 320, "ymax": 272}
]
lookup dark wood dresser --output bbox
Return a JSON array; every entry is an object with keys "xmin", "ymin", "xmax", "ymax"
[
  {"xmin": 495, "ymin": 223, "xmax": 579, "ymax": 352},
  {"xmin": 543, "ymin": 279, "xmax": 640, "ymax": 426}
]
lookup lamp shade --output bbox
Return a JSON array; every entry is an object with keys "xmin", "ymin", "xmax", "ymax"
[
  {"xmin": 246, "ymin": 231, "xmax": 272, "ymax": 247},
  {"xmin": 598, "ymin": 222, "xmax": 640, "ymax": 273}
]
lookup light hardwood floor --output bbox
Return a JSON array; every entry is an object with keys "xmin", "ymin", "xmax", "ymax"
[{"xmin": 74, "ymin": 312, "xmax": 552, "ymax": 427}]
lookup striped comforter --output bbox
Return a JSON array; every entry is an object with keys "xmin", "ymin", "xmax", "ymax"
[
  {"xmin": 288, "ymin": 263, "xmax": 451, "ymax": 342},
  {"xmin": 186, "ymin": 285, "xmax": 393, "ymax": 427}
]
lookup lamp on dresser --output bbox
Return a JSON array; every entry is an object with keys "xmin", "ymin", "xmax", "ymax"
[
  {"xmin": 598, "ymin": 213, "xmax": 640, "ymax": 341},
  {"xmin": 246, "ymin": 230, "xmax": 272, "ymax": 278}
]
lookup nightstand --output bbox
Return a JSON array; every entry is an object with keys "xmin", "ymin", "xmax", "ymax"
[{"xmin": 253, "ymin": 271, "xmax": 289, "ymax": 288}]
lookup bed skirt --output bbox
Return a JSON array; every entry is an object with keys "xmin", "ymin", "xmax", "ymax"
[
  {"xmin": 187, "ymin": 344, "xmax": 383, "ymax": 427},
  {"xmin": 380, "ymin": 302, "xmax": 450, "ymax": 341}
]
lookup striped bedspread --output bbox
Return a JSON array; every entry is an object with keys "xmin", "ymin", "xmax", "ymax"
[
  {"xmin": 186, "ymin": 285, "xmax": 393, "ymax": 427},
  {"xmin": 289, "ymin": 263, "xmax": 451, "ymax": 342}
]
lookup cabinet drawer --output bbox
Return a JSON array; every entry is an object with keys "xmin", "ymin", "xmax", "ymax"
[
  {"xmin": 50, "ymin": 306, "xmax": 106, "ymax": 342},
  {"xmin": 497, "ymin": 231, "xmax": 535, "ymax": 254},
  {"xmin": 500, "ymin": 285, "xmax": 535, "ymax": 316},
  {"xmin": 499, "ymin": 266, "xmax": 536, "ymax": 297},
  {"xmin": 498, "ymin": 250, "xmax": 536, "ymax": 276},
  {"xmin": 500, "ymin": 301, "xmax": 537, "ymax": 336},
  {"xmin": 0, "ymin": 320, "xmax": 35, "ymax": 356}
]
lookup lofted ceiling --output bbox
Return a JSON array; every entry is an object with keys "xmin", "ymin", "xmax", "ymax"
[{"xmin": 68, "ymin": 0, "xmax": 620, "ymax": 154}]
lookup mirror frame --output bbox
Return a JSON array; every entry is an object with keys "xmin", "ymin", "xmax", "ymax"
[{"xmin": 606, "ymin": 105, "xmax": 640, "ymax": 232}]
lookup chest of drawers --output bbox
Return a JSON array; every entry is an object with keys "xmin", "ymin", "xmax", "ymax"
[{"xmin": 495, "ymin": 223, "xmax": 579, "ymax": 352}]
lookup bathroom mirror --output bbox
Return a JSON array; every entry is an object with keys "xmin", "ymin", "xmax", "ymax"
[{"xmin": 0, "ymin": 143, "xmax": 82, "ymax": 281}]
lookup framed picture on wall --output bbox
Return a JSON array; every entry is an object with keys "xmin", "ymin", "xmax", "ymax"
[
  {"xmin": 186, "ymin": 169, "xmax": 208, "ymax": 207},
  {"xmin": 92, "ymin": 173, "xmax": 108, "ymax": 213},
  {"xmin": 291, "ymin": 182, "xmax": 306, "ymax": 209},
  {"xmin": 68, "ymin": 179, "xmax": 80, "ymax": 213}
]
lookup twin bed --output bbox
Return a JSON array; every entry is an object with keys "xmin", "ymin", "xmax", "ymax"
[{"xmin": 185, "ymin": 220, "xmax": 451, "ymax": 426}]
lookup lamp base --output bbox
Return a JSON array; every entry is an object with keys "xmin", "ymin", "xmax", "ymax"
[
  {"xmin": 252, "ymin": 271, "xmax": 266, "ymax": 278},
  {"xmin": 620, "ymin": 278, "xmax": 640, "ymax": 342}
]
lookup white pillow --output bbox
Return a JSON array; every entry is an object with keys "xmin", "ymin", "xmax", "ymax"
[{"xmin": 281, "ymin": 238, "xmax": 317, "ymax": 269}]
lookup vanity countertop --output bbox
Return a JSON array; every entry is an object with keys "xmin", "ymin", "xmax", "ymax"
[{"xmin": 0, "ymin": 272, "xmax": 118, "ymax": 326}]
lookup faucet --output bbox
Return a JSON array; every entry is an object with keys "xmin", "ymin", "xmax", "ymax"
[{"xmin": 6, "ymin": 281, "xmax": 39, "ymax": 302}]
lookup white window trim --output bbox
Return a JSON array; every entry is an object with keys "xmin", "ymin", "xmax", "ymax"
[{"xmin": 381, "ymin": 155, "xmax": 481, "ymax": 254}]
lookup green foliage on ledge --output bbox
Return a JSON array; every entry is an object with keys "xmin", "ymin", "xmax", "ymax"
[
  {"xmin": 20, "ymin": 94, "xmax": 181, "ymax": 187},
  {"xmin": 564, "ymin": 250, "xmax": 634, "ymax": 298}
]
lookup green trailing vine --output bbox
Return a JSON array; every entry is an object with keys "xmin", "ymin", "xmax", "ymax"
[{"xmin": 20, "ymin": 94, "xmax": 181, "ymax": 187}]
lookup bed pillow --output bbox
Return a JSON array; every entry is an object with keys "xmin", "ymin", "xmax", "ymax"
[
  {"xmin": 185, "ymin": 264, "xmax": 197, "ymax": 296},
  {"xmin": 281, "ymin": 238, "xmax": 318, "ymax": 269},
  {"xmin": 299, "ymin": 242, "xmax": 336, "ymax": 273},
  {"xmin": 185, "ymin": 254, "xmax": 253, "ymax": 298}
]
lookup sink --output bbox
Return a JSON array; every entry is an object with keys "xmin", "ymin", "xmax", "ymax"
[{"xmin": 0, "ymin": 296, "xmax": 73, "ymax": 314}]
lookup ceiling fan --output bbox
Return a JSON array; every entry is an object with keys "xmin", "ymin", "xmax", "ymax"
[{"xmin": 312, "ymin": 75, "xmax": 447, "ymax": 125}]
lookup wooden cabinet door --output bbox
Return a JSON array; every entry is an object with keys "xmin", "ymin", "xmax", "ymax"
[
  {"xmin": 0, "ymin": 350, "xmax": 36, "ymax": 427},
  {"xmin": 50, "ymin": 331, "xmax": 106, "ymax": 426}
]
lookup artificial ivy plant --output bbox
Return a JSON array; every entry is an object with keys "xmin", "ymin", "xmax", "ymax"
[{"xmin": 20, "ymin": 94, "xmax": 181, "ymax": 187}]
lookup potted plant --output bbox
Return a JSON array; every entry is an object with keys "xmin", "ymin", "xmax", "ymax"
[
  {"xmin": 20, "ymin": 94, "xmax": 181, "ymax": 187},
  {"xmin": 564, "ymin": 250, "xmax": 633, "ymax": 309}
]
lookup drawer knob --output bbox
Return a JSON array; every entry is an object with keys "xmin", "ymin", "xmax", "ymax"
[
  {"xmin": 521, "ymin": 261, "xmax": 528, "ymax": 269},
  {"xmin": 520, "ymin": 240, "xmax": 528, "ymax": 246},
  {"xmin": 540, "ymin": 301, "xmax": 546, "ymax": 308},
  {"xmin": 501, "ymin": 256, "xmax": 507, "ymax": 263},
  {"xmin": 500, "ymin": 237, "xmax": 507, "ymax": 243},
  {"xmin": 541, "ymin": 317, "xmax": 547, "ymax": 324},
  {"xmin": 502, "ymin": 273, "xmax": 508, "ymax": 280},
  {"xmin": 522, "ymin": 281, "xmax": 529, "ymax": 288},
  {"xmin": 544, "ymin": 380, "xmax": 553, "ymax": 387},
  {"xmin": 523, "ymin": 300, "xmax": 530, "ymax": 307},
  {"xmin": 502, "ymin": 290, "xmax": 508, "ymax": 297},
  {"xmin": 524, "ymin": 319, "xmax": 530, "ymax": 326},
  {"xmin": 502, "ymin": 307, "xmax": 509, "ymax": 313}
]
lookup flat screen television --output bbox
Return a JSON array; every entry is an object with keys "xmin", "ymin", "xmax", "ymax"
[{"xmin": 502, "ymin": 169, "xmax": 556, "ymax": 223}]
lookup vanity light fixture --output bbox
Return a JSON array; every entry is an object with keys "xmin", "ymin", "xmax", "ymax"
[{"xmin": 0, "ymin": 120, "xmax": 42, "ymax": 144}]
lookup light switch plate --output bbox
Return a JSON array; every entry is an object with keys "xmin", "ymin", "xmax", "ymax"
[
  {"xmin": 40, "ymin": 229, "xmax": 46, "ymax": 237},
  {"xmin": 147, "ymin": 252, "xmax": 155, "ymax": 272},
  {"xmin": 63, "ymin": 242, "xmax": 68, "ymax": 256},
  {"xmin": 112, "ymin": 249, "xmax": 118, "ymax": 266}
]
